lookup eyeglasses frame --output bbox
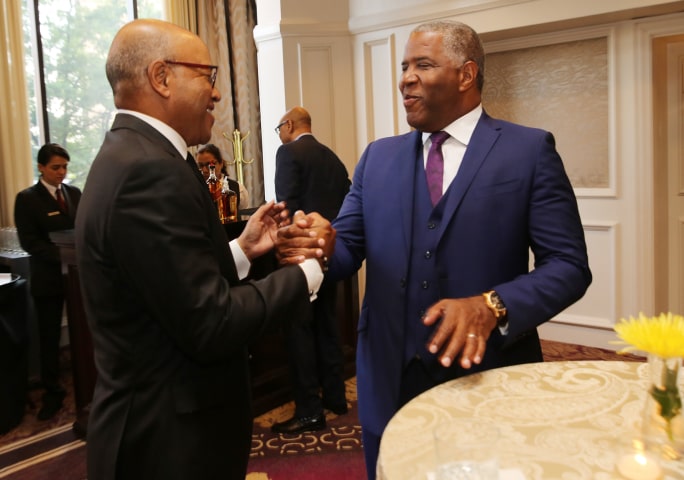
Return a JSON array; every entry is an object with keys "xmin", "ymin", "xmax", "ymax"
[
  {"xmin": 275, "ymin": 120, "xmax": 288, "ymax": 133},
  {"xmin": 164, "ymin": 60, "xmax": 218, "ymax": 88}
]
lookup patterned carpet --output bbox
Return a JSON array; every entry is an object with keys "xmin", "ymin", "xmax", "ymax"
[{"xmin": 0, "ymin": 340, "xmax": 645, "ymax": 480}]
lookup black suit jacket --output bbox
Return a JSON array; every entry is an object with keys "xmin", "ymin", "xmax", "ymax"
[
  {"xmin": 14, "ymin": 181, "xmax": 81, "ymax": 296},
  {"xmin": 275, "ymin": 134, "xmax": 350, "ymax": 220},
  {"xmin": 75, "ymin": 114, "xmax": 312, "ymax": 480}
]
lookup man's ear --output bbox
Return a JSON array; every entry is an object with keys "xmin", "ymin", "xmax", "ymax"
[
  {"xmin": 459, "ymin": 60, "xmax": 478, "ymax": 92},
  {"xmin": 148, "ymin": 60, "xmax": 171, "ymax": 98}
]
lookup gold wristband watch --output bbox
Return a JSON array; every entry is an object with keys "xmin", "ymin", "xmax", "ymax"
[{"xmin": 482, "ymin": 290, "xmax": 508, "ymax": 329}]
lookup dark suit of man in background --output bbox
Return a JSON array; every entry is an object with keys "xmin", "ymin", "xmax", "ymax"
[
  {"xmin": 271, "ymin": 107, "xmax": 351, "ymax": 433},
  {"xmin": 14, "ymin": 143, "xmax": 81, "ymax": 420},
  {"xmin": 75, "ymin": 19, "xmax": 332, "ymax": 480},
  {"xmin": 326, "ymin": 21, "xmax": 592, "ymax": 478}
]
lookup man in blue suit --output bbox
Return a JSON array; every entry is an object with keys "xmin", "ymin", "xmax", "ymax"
[{"xmin": 326, "ymin": 20, "xmax": 592, "ymax": 478}]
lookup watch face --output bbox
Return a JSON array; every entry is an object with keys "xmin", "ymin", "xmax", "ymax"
[{"xmin": 487, "ymin": 291, "xmax": 506, "ymax": 317}]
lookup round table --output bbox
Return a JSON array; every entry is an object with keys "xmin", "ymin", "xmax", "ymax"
[{"xmin": 377, "ymin": 360, "xmax": 684, "ymax": 480}]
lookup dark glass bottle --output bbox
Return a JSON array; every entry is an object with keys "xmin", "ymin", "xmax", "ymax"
[
  {"xmin": 220, "ymin": 179, "xmax": 238, "ymax": 223},
  {"xmin": 206, "ymin": 164, "xmax": 221, "ymax": 202}
]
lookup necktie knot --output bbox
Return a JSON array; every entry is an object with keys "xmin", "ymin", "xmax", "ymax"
[{"xmin": 429, "ymin": 131, "xmax": 450, "ymax": 148}]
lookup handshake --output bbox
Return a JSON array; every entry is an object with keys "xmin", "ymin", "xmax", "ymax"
[{"xmin": 236, "ymin": 200, "xmax": 335, "ymax": 272}]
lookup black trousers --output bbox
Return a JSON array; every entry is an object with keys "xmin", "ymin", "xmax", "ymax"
[
  {"xmin": 285, "ymin": 278, "xmax": 346, "ymax": 417},
  {"xmin": 32, "ymin": 294, "xmax": 65, "ymax": 392}
]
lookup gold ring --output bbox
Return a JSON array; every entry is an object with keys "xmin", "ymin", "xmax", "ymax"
[{"xmin": 467, "ymin": 333, "xmax": 478, "ymax": 339}]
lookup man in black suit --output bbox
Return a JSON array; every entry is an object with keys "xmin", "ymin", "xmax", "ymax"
[
  {"xmin": 14, "ymin": 143, "xmax": 81, "ymax": 420},
  {"xmin": 75, "ymin": 20, "xmax": 333, "ymax": 480},
  {"xmin": 271, "ymin": 107, "xmax": 351, "ymax": 434}
]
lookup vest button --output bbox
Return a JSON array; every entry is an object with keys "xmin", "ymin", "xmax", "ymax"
[
  {"xmin": 400, "ymin": 278, "xmax": 406, "ymax": 288},
  {"xmin": 427, "ymin": 222, "xmax": 437, "ymax": 229},
  {"xmin": 424, "ymin": 250, "xmax": 432, "ymax": 259},
  {"xmin": 421, "ymin": 281, "xmax": 429, "ymax": 289}
]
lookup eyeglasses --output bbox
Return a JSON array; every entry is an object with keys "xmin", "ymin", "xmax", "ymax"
[
  {"xmin": 275, "ymin": 120, "xmax": 288, "ymax": 133},
  {"xmin": 165, "ymin": 60, "xmax": 218, "ymax": 88}
]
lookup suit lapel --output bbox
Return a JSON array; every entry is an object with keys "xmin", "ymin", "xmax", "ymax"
[
  {"xmin": 112, "ymin": 113, "xmax": 184, "ymax": 162},
  {"xmin": 35, "ymin": 181, "xmax": 61, "ymax": 212},
  {"xmin": 399, "ymin": 131, "xmax": 423, "ymax": 253},
  {"xmin": 438, "ymin": 113, "xmax": 501, "ymax": 240}
]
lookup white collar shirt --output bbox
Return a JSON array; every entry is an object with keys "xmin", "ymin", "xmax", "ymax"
[{"xmin": 421, "ymin": 104, "xmax": 483, "ymax": 195}]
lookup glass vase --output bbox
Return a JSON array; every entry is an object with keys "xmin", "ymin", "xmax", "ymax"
[{"xmin": 642, "ymin": 354, "xmax": 684, "ymax": 460}]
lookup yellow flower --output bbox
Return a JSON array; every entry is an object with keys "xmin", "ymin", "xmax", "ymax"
[{"xmin": 613, "ymin": 312, "xmax": 684, "ymax": 358}]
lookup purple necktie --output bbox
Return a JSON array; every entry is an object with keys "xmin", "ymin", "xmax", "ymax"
[{"xmin": 426, "ymin": 131, "xmax": 450, "ymax": 206}]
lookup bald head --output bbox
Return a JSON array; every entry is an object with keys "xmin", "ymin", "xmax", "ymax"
[
  {"xmin": 284, "ymin": 107, "xmax": 311, "ymax": 127},
  {"xmin": 106, "ymin": 19, "xmax": 195, "ymax": 107},
  {"xmin": 105, "ymin": 19, "xmax": 220, "ymax": 146},
  {"xmin": 277, "ymin": 106, "xmax": 312, "ymax": 143}
]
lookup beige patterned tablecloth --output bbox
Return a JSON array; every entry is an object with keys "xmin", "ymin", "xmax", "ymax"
[{"xmin": 377, "ymin": 361, "xmax": 684, "ymax": 480}]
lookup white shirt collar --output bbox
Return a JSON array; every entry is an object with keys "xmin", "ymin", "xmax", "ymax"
[
  {"xmin": 118, "ymin": 109, "xmax": 188, "ymax": 158},
  {"xmin": 422, "ymin": 104, "xmax": 483, "ymax": 147},
  {"xmin": 294, "ymin": 132, "xmax": 313, "ymax": 142},
  {"xmin": 40, "ymin": 177, "xmax": 59, "ymax": 196}
]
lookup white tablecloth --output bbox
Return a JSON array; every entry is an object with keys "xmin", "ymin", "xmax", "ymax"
[{"xmin": 377, "ymin": 360, "xmax": 684, "ymax": 480}]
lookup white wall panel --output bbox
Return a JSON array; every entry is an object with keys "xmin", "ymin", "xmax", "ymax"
[
  {"xmin": 363, "ymin": 35, "xmax": 397, "ymax": 143},
  {"xmin": 556, "ymin": 222, "xmax": 618, "ymax": 329},
  {"xmin": 299, "ymin": 45, "xmax": 336, "ymax": 145}
]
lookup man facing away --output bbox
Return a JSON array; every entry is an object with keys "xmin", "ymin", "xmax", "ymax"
[
  {"xmin": 271, "ymin": 106, "xmax": 351, "ymax": 434},
  {"xmin": 75, "ymin": 19, "xmax": 332, "ymax": 480},
  {"xmin": 325, "ymin": 20, "xmax": 592, "ymax": 479}
]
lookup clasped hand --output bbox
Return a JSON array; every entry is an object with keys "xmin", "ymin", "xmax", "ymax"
[
  {"xmin": 275, "ymin": 210, "xmax": 335, "ymax": 267},
  {"xmin": 422, "ymin": 296, "xmax": 498, "ymax": 369},
  {"xmin": 237, "ymin": 200, "xmax": 290, "ymax": 260}
]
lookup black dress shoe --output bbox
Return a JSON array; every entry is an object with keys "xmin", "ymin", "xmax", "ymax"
[
  {"xmin": 271, "ymin": 413, "xmax": 326, "ymax": 434},
  {"xmin": 323, "ymin": 401, "xmax": 348, "ymax": 415},
  {"xmin": 37, "ymin": 390, "xmax": 65, "ymax": 421}
]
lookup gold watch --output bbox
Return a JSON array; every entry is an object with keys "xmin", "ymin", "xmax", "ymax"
[{"xmin": 483, "ymin": 290, "xmax": 508, "ymax": 328}]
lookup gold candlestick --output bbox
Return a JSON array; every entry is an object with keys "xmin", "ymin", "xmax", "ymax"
[{"xmin": 222, "ymin": 129, "xmax": 254, "ymax": 186}]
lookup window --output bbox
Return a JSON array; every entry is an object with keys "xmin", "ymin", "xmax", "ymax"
[{"xmin": 22, "ymin": 0, "xmax": 163, "ymax": 189}]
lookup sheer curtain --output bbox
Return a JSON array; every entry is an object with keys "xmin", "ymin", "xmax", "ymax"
[
  {"xmin": 0, "ymin": 0, "xmax": 35, "ymax": 226},
  {"xmin": 164, "ymin": 0, "xmax": 197, "ymax": 33}
]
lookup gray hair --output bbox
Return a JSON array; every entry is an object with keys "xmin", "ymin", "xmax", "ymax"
[{"xmin": 413, "ymin": 21, "xmax": 485, "ymax": 90}]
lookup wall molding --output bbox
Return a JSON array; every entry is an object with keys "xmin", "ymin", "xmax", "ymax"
[{"xmin": 348, "ymin": 0, "xmax": 531, "ymax": 34}]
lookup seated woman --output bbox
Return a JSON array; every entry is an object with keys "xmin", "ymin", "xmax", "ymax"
[{"xmin": 196, "ymin": 143, "xmax": 250, "ymax": 209}]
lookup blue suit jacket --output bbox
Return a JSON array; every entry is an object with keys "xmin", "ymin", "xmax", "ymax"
[{"xmin": 329, "ymin": 112, "xmax": 592, "ymax": 436}]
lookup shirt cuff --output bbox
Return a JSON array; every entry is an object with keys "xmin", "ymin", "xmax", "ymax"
[
  {"xmin": 298, "ymin": 258, "xmax": 324, "ymax": 302},
  {"xmin": 229, "ymin": 239, "xmax": 250, "ymax": 280}
]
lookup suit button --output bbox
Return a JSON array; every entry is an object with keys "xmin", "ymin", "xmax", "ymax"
[
  {"xmin": 422, "ymin": 281, "xmax": 429, "ymax": 289},
  {"xmin": 428, "ymin": 223, "xmax": 437, "ymax": 229},
  {"xmin": 424, "ymin": 250, "xmax": 432, "ymax": 259},
  {"xmin": 400, "ymin": 278, "xmax": 406, "ymax": 288}
]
